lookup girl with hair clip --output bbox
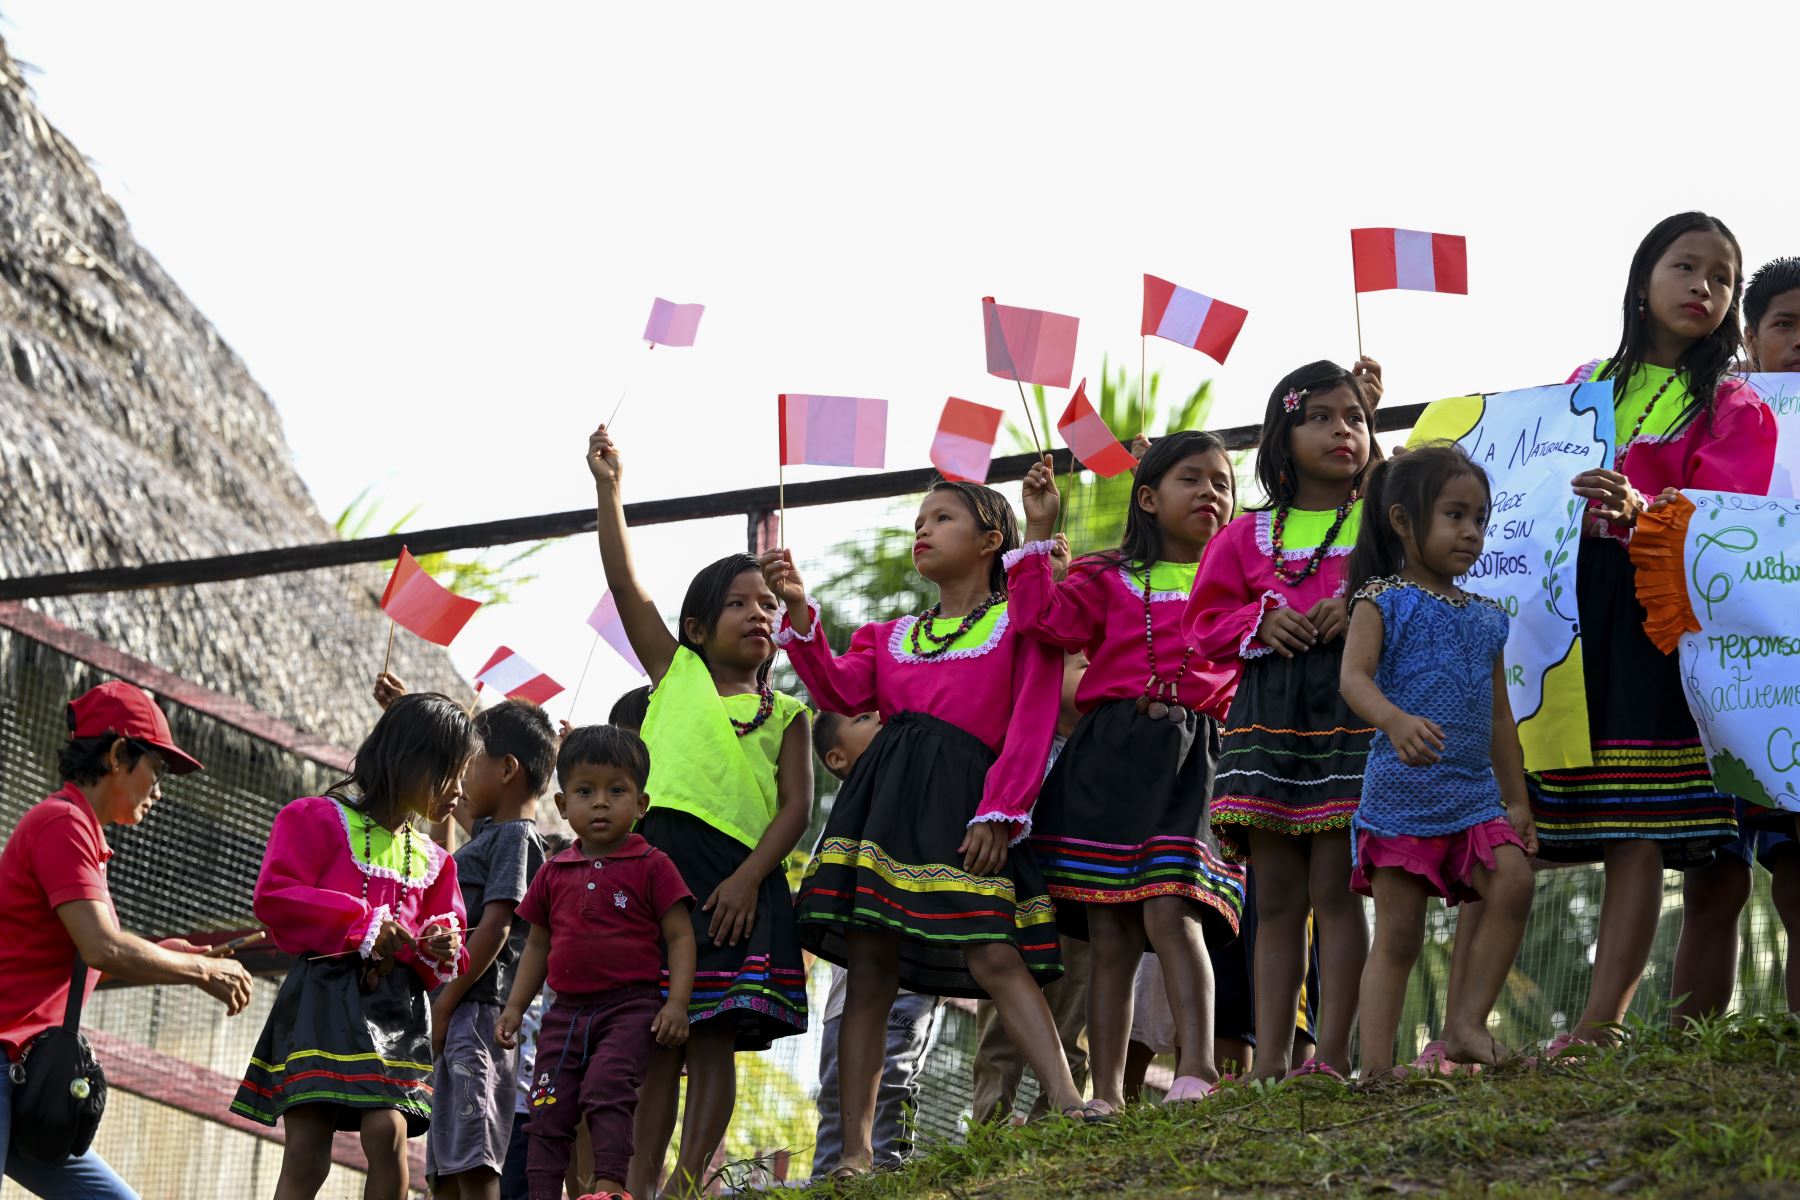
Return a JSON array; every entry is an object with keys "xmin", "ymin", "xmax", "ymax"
[
  {"xmin": 1338, "ymin": 444, "xmax": 1538, "ymax": 1076},
  {"xmin": 760, "ymin": 479, "xmax": 1088, "ymax": 1180},
  {"xmin": 1184, "ymin": 360, "xmax": 1379, "ymax": 1082},
  {"xmin": 233, "ymin": 693, "xmax": 475, "ymax": 1200},
  {"xmin": 1009, "ymin": 431, "xmax": 1245, "ymax": 1108},
  {"xmin": 1533, "ymin": 213, "xmax": 1775, "ymax": 1053},
  {"xmin": 587, "ymin": 425, "xmax": 813, "ymax": 1200}
]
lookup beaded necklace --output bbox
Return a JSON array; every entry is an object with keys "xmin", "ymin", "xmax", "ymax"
[
  {"xmin": 359, "ymin": 816, "xmax": 417, "ymax": 906},
  {"xmin": 1267, "ymin": 490, "xmax": 1360, "ymax": 586},
  {"xmin": 1134, "ymin": 565, "xmax": 1196, "ymax": 724},
  {"xmin": 907, "ymin": 591, "xmax": 1004, "ymax": 660},
  {"xmin": 729, "ymin": 683, "xmax": 776, "ymax": 737},
  {"xmin": 1612, "ymin": 370, "xmax": 1680, "ymax": 476}
]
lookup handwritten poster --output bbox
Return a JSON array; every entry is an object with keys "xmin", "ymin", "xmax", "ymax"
[
  {"xmin": 1408, "ymin": 382, "xmax": 1616, "ymax": 770},
  {"xmin": 1746, "ymin": 373, "xmax": 1800, "ymax": 498},
  {"xmin": 1643, "ymin": 492, "xmax": 1800, "ymax": 812}
]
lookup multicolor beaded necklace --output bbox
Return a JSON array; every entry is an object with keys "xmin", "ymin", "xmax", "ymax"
[
  {"xmin": 1612, "ymin": 370, "xmax": 1680, "ymax": 476},
  {"xmin": 907, "ymin": 591, "xmax": 1005, "ymax": 659},
  {"xmin": 1267, "ymin": 490, "xmax": 1360, "ymax": 586},
  {"xmin": 1135, "ymin": 565, "xmax": 1195, "ymax": 724},
  {"xmin": 729, "ymin": 684, "xmax": 776, "ymax": 737}
]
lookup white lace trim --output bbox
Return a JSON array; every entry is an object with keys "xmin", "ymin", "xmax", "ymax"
[
  {"xmin": 1240, "ymin": 591, "xmax": 1287, "ymax": 660},
  {"xmin": 1115, "ymin": 564, "xmax": 1192, "ymax": 602},
  {"xmin": 420, "ymin": 912, "xmax": 463, "ymax": 985},
  {"xmin": 330, "ymin": 802, "xmax": 445, "ymax": 888},
  {"xmin": 888, "ymin": 607, "xmax": 1010, "ymax": 664},
  {"xmin": 358, "ymin": 904, "xmax": 391, "ymax": 960},
  {"xmin": 967, "ymin": 809, "xmax": 1031, "ymax": 846},
  {"xmin": 1002, "ymin": 540, "xmax": 1057, "ymax": 571},
  {"xmin": 773, "ymin": 597, "xmax": 822, "ymax": 647},
  {"xmin": 1252, "ymin": 510, "xmax": 1354, "ymax": 561}
]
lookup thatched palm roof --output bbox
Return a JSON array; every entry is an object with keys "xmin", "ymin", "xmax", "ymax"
[{"xmin": 0, "ymin": 37, "xmax": 463, "ymax": 747}]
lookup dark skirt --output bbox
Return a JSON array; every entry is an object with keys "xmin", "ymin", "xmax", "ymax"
[
  {"xmin": 231, "ymin": 956, "xmax": 433, "ymax": 1136},
  {"xmin": 1530, "ymin": 537, "xmax": 1736, "ymax": 869},
  {"xmin": 1211, "ymin": 639, "xmax": 1374, "ymax": 859},
  {"xmin": 1032, "ymin": 699, "xmax": 1245, "ymax": 941},
  {"xmin": 638, "ymin": 807, "xmax": 808, "ymax": 1051},
  {"xmin": 796, "ymin": 710, "xmax": 1063, "ymax": 999}
]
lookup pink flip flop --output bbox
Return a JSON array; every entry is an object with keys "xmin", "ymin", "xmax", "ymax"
[
  {"xmin": 1414, "ymin": 1040, "xmax": 1481, "ymax": 1075},
  {"xmin": 1164, "ymin": 1075, "xmax": 1218, "ymax": 1103},
  {"xmin": 1284, "ymin": 1059, "xmax": 1348, "ymax": 1084}
]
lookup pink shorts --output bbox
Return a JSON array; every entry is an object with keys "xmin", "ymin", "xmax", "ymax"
[{"xmin": 1349, "ymin": 817, "xmax": 1524, "ymax": 904}]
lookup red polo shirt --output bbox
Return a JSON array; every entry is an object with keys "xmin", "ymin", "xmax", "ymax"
[
  {"xmin": 0, "ymin": 786, "xmax": 116, "ymax": 1060},
  {"xmin": 515, "ymin": 833, "xmax": 692, "ymax": 996}
]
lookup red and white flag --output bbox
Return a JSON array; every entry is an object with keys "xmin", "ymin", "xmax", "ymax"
[
  {"xmin": 1057, "ymin": 378, "xmax": 1137, "ymax": 478},
  {"xmin": 473, "ymin": 647, "xmax": 564, "ymax": 705},
  {"xmin": 1351, "ymin": 228, "xmax": 1468, "ymax": 294},
  {"xmin": 930, "ymin": 398, "xmax": 1005, "ymax": 483},
  {"xmin": 1141, "ymin": 275, "xmax": 1248, "ymax": 364},
  {"xmin": 983, "ymin": 296, "xmax": 1079, "ymax": 389},
  {"xmin": 587, "ymin": 592, "xmax": 646, "ymax": 676},
  {"xmin": 380, "ymin": 547, "xmax": 481, "ymax": 647}
]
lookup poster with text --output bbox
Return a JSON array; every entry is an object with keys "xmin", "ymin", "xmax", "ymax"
[
  {"xmin": 1408, "ymin": 382, "xmax": 1615, "ymax": 771},
  {"xmin": 1746, "ymin": 373, "xmax": 1800, "ymax": 498}
]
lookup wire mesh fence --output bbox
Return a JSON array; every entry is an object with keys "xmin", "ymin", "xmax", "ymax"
[{"xmin": 0, "ymin": 436, "xmax": 1793, "ymax": 1197}]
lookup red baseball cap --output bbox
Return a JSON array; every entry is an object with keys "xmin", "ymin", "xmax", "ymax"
[{"xmin": 67, "ymin": 682, "xmax": 204, "ymax": 775}]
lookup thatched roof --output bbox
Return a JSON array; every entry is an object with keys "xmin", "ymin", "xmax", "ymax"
[{"xmin": 0, "ymin": 37, "xmax": 464, "ymax": 747}]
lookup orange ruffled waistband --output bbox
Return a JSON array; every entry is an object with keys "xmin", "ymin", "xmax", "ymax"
[{"xmin": 1628, "ymin": 492, "xmax": 1699, "ymax": 654}]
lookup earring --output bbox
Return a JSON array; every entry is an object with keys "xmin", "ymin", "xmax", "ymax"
[{"xmin": 1637, "ymin": 298, "xmax": 1647, "ymax": 320}]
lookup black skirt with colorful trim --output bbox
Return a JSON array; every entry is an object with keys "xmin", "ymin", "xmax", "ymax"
[
  {"xmin": 1211, "ymin": 639, "xmax": 1373, "ymax": 860},
  {"xmin": 1529, "ymin": 537, "xmax": 1736, "ymax": 869},
  {"xmin": 1031, "ymin": 698, "xmax": 1245, "ymax": 942},
  {"xmin": 638, "ymin": 807, "xmax": 808, "ymax": 1051},
  {"xmin": 232, "ymin": 956, "xmax": 434, "ymax": 1135},
  {"xmin": 796, "ymin": 710, "xmax": 1063, "ymax": 998}
]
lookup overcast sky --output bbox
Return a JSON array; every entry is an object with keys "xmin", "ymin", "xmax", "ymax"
[{"xmin": 5, "ymin": 1, "xmax": 1792, "ymax": 725}]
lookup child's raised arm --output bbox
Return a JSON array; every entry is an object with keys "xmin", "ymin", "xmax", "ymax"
[
  {"xmin": 1339, "ymin": 599, "xmax": 1443, "ymax": 767},
  {"xmin": 1489, "ymin": 660, "xmax": 1538, "ymax": 856},
  {"xmin": 589, "ymin": 423, "xmax": 679, "ymax": 683},
  {"xmin": 761, "ymin": 550, "xmax": 880, "ymax": 714}
]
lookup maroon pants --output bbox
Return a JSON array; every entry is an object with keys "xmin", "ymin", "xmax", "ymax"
[{"xmin": 525, "ymin": 985, "xmax": 661, "ymax": 1196}]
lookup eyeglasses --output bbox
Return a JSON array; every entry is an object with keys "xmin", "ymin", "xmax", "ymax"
[{"xmin": 128, "ymin": 741, "xmax": 169, "ymax": 783}]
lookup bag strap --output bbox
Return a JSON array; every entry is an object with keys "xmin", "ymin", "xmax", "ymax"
[{"xmin": 63, "ymin": 954, "xmax": 87, "ymax": 1032}]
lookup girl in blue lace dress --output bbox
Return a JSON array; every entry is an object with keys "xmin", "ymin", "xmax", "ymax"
[{"xmin": 1338, "ymin": 444, "xmax": 1538, "ymax": 1077}]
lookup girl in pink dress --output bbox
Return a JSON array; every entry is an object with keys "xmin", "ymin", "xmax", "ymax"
[{"xmin": 233, "ymin": 693, "xmax": 474, "ymax": 1199}]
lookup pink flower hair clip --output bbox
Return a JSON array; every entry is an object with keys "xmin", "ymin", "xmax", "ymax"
[{"xmin": 1282, "ymin": 387, "xmax": 1308, "ymax": 414}]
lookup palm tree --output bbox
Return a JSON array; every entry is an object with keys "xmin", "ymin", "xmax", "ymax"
[{"xmin": 336, "ymin": 486, "xmax": 548, "ymax": 606}]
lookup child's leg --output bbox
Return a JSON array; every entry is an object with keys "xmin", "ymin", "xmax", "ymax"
[
  {"xmin": 1770, "ymin": 844, "xmax": 1800, "ymax": 1012},
  {"xmin": 870, "ymin": 993, "xmax": 940, "ymax": 1167},
  {"xmin": 359, "ymin": 1109, "xmax": 411, "ymax": 1200},
  {"xmin": 1670, "ymin": 854, "xmax": 1752, "ymax": 1023},
  {"xmin": 964, "ymin": 941, "xmax": 1082, "ymax": 1115},
  {"xmin": 811, "ymin": 1015, "xmax": 845, "ymax": 1177},
  {"xmin": 526, "ymin": 1003, "xmax": 591, "ymax": 1200},
  {"xmin": 837, "ymin": 929, "xmax": 902, "ymax": 1172},
  {"xmin": 1575, "ymin": 838, "xmax": 1664, "ymax": 1041},
  {"xmin": 1443, "ymin": 844, "xmax": 1534, "ymax": 1064},
  {"xmin": 1307, "ymin": 829, "xmax": 1368, "ymax": 1074},
  {"xmin": 626, "ymin": 1044, "xmax": 682, "ymax": 1199},
  {"xmin": 1358, "ymin": 869, "xmax": 1428, "ymax": 1076},
  {"xmin": 1084, "ymin": 902, "xmax": 1146, "ymax": 1108},
  {"xmin": 1142, "ymin": 896, "xmax": 1218, "ymax": 1085},
  {"xmin": 1245, "ymin": 830, "xmax": 1309, "ymax": 1080},
  {"xmin": 577, "ymin": 991, "xmax": 663, "ymax": 1196},
  {"xmin": 1442, "ymin": 896, "xmax": 1484, "ymax": 1042},
  {"xmin": 666, "ymin": 1024, "xmax": 737, "ymax": 1198},
  {"xmin": 1122, "ymin": 1039, "xmax": 1156, "ymax": 1102},
  {"xmin": 1216, "ymin": 1038, "xmax": 1252, "ymax": 1077},
  {"xmin": 273, "ymin": 1106, "xmax": 338, "ymax": 1200}
]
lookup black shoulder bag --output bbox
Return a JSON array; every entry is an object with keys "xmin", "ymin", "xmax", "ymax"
[{"xmin": 7, "ymin": 955, "xmax": 107, "ymax": 1164}]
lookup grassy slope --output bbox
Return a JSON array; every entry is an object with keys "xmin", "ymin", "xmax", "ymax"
[{"xmin": 794, "ymin": 1016, "xmax": 1800, "ymax": 1199}]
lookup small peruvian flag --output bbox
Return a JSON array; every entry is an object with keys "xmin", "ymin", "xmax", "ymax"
[
  {"xmin": 1057, "ymin": 378, "xmax": 1137, "ymax": 479},
  {"xmin": 473, "ymin": 647, "xmax": 564, "ymax": 705},
  {"xmin": 1141, "ymin": 275, "xmax": 1248, "ymax": 364},
  {"xmin": 930, "ymin": 398, "xmax": 1005, "ymax": 484},
  {"xmin": 380, "ymin": 547, "xmax": 482, "ymax": 647},
  {"xmin": 1351, "ymin": 228, "xmax": 1468, "ymax": 294}
]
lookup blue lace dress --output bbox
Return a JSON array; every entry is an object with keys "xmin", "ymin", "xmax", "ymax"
[{"xmin": 1351, "ymin": 577, "xmax": 1511, "ymax": 848}]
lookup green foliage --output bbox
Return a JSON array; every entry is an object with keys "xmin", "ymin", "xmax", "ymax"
[{"xmin": 335, "ymin": 486, "xmax": 548, "ymax": 608}]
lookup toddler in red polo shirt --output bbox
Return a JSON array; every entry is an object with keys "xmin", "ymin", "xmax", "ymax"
[{"xmin": 498, "ymin": 726, "xmax": 696, "ymax": 1200}]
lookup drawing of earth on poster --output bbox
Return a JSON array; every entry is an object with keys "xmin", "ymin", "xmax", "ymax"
[
  {"xmin": 1645, "ymin": 492, "xmax": 1800, "ymax": 812},
  {"xmin": 1407, "ymin": 382, "xmax": 1616, "ymax": 770},
  {"xmin": 1745, "ymin": 373, "xmax": 1800, "ymax": 498}
]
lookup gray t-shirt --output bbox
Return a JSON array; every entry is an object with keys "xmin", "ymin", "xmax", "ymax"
[{"xmin": 454, "ymin": 817, "xmax": 548, "ymax": 1006}]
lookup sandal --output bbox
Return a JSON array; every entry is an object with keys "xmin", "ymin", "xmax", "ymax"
[
  {"xmin": 1414, "ymin": 1039, "xmax": 1481, "ymax": 1076},
  {"xmin": 1164, "ymin": 1075, "xmax": 1218, "ymax": 1103},
  {"xmin": 1061, "ymin": 1099, "xmax": 1117, "ymax": 1123},
  {"xmin": 1284, "ymin": 1059, "xmax": 1348, "ymax": 1085},
  {"xmin": 827, "ymin": 1164, "xmax": 869, "ymax": 1182}
]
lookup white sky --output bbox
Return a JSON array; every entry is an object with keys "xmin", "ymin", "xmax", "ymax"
[{"xmin": 5, "ymin": 1, "xmax": 1793, "ymax": 726}]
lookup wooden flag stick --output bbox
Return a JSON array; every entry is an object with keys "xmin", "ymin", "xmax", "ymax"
[
  {"xmin": 778, "ymin": 460, "xmax": 786, "ymax": 548},
  {"xmin": 381, "ymin": 622, "xmax": 396, "ymax": 676},
  {"xmin": 567, "ymin": 632, "xmax": 601, "ymax": 721},
  {"xmin": 1140, "ymin": 335, "xmax": 1149, "ymax": 438},
  {"xmin": 1354, "ymin": 292, "xmax": 1365, "ymax": 360},
  {"xmin": 604, "ymin": 344, "xmax": 654, "ymax": 429},
  {"xmin": 1012, "ymin": 377, "xmax": 1044, "ymax": 457}
]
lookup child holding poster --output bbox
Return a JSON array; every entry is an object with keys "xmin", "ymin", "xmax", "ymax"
[
  {"xmin": 1338, "ymin": 444, "xmax": 1538, "ymax": 1073},
  {"xmin": 1533, "ymin": 212, "xmax": 1776, "ymax": 1051},
  {"xmin": 1185, "ymin": 360, "xmax": 1380, "ymax": 1081}
]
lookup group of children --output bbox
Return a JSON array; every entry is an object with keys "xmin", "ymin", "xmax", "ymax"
[{"xmin": 226, "ymin": 210, "xmax": 1800, "ymax": 1198}]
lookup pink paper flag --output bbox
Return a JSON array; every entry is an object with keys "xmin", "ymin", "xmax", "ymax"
[
  {"xmin": 643, "ymin": 297, "xmax": 705, "ymax": 347},
  {"xmin": 473, "ymin": 646, "xmax": 564, "ymax": 705},
  {"xmin": 1141, "ymin": 275, "xmax": 1249, "ymax": 364},
  {"xmin": 778, "ymin": 394, "xmax": 888, "ymax": 468},
  {"xmin": 380, "ymin": 547, "xmax": 482, "ymax": 647},
  {"xmin": 1057, "ymin": 378, "xmax": 1138, "ymax": 479},
  {"xmin": 930, "ymin": 398, "xmax": 1005, "ymax": 483},
  {"xmin": 983, "ymin": 296, "xmax": 1079, "ymax": 389},
  {"xmin": 587, "ymin": 593, "xmax": 646, "ymax": 676}
]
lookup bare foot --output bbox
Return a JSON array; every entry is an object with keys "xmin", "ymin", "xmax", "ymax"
[{"xmin": 1443, "ymin": 1025, "xmax": 1511, "ymax": 1066}]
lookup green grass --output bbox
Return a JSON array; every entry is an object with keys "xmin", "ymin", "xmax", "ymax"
[{"xmin": 783, "ymin": 1014, "xmax": 1800, "ymax": 1199}]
